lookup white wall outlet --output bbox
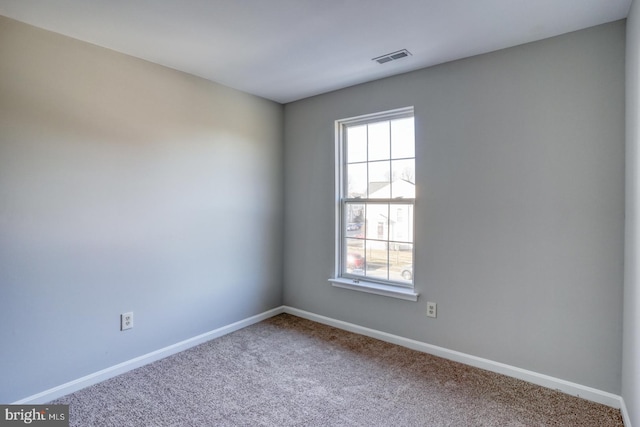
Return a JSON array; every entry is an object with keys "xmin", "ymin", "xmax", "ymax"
[
  {"xmin": 121, "ymin": 312, "xmax": 133, "ymax": 331},
  {"xmin": 426, "ymin": 302, "xmax": 437, "ymax": 318}
]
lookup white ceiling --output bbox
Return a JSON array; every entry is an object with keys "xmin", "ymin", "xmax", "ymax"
[{"xmin": 0, "ymin": 0, "xmax": 632, "ymax": 104}]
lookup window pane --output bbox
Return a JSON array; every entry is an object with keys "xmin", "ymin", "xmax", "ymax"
[
  {"xmin": 365, "ymin": 240, "xmax": 388, "ymax": 280},
  {"xmin": 338, "ymin": 108, "xmax": 414, "ymax": 288},
  {"xmin": 391, "ymin": 117, "xmax": 415, "ymax": 159},
  {"xmin": 390, "ymin": 204, "xmax": 413, "ymax": 243},
  {"xmin": 347, "ymin": 163, "xmax": 367, "ymax": 198},
  {"xmin": 389, "ymin": 243, "xmax": 413, "ymax": 283},
  {"xmin": 368, "ymin": 161, "xmax": 390, "ymax": 198},
  {"xmin": 345, "ymin": 238, "xmax": 365, "ymax": 275},
  {"xmin": 347, "ymin": 125, "xmax": 367, "ymax": 163},
  {"xmin": 344, "ymin": 203, "xmax": 365, "ymax": 239},
  {"xmin": 366, "ymin": 204, "xmax": 388, "ymax": 241},
  {"xmin": 391, "ymin": 159, "xmax": 415, "ymax": 198},
  {"xmin": 368, "ymin": 121, "xmax": 390, "ymax": 161}
]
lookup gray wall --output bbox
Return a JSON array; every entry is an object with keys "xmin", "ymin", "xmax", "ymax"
[
  {"xmin": 624, "ymin": 0, "xmax": 640, "ymax": 424},
  {"xmin": 0, "ymin": 16, "xmax": 284, "ymax": 403},
  {"xmin": 284, "ymin": 21, "xmax": 625, "ymax": 393}
]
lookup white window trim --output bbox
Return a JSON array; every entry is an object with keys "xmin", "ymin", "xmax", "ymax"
[
  {"xmin": 328, "ymin": 278, "xmax": 419, "ymax": 301},
  {"xmin": 332, "ymin": 106, "xmax": 419, "ymax": 302}
]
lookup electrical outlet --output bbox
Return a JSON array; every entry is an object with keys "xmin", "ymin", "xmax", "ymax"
[
  {"xmin": 426, "ymin": 302, "xmax": 437, "ymax": 318},
  {"xmin": 121, "ymin": 312, "xmax": 133, "ymax": 331}
]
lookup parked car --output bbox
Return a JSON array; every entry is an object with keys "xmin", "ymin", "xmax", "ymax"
[
  {"xmin": 347, "ymin": 253, "xmax": 364, "ymax": 270},
  {"xmin": 401, "ymin": 266, "xmax": 413, "ymax": 281}
]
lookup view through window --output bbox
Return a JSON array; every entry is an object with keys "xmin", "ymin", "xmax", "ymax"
[{"xmin": 338, "ymin": 107, "xmax": 415, "ymax": 287}]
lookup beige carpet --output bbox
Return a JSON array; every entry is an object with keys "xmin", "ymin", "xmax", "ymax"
[{"xmin": 51, "ymin": 314, "xmax": 623, "ymax": 426}]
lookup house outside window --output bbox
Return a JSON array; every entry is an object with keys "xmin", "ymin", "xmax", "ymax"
[{"xmin": 334, "ymin": 107, "xmax": 416, "ymax": 295}]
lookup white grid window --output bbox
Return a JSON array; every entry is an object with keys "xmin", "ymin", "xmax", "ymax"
[{"xmin": 336, "ymin": 107, "xmax": 415, "ymax": 289}]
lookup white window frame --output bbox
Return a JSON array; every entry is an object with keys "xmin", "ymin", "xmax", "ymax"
[{"xmin": 329, "ymin": 107, "xmax": 419, "ymax": 301}]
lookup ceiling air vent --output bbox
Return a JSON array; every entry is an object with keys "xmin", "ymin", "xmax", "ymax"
[{"xmin": 373, "ymin": 49, "xmax": 412, "ymax": 64}]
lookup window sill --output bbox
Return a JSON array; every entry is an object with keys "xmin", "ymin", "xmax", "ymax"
[{"xmin": 329, "ymin": 278, "xmax": 419, "ymax": 301}]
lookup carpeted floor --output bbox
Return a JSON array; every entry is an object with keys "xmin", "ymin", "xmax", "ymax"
[{"xmin": 51, "ymin": 314, "xmax": 624, "ymax": 426}]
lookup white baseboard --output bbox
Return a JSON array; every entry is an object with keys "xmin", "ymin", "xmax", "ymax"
[
  {"xmin": 13, "ymin": 306, "xmax": 285, "ymax": 404},
  {"xmin": 15, "ymin": 304, "xmax": 626, "ymax": 418},
  {"xmin": 282, "ymin": 306, "xmax": 624, "ymax": 410},
  {"xmin": 621, "ymin": 397, "xmax": 633, "ymax": 427}
]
